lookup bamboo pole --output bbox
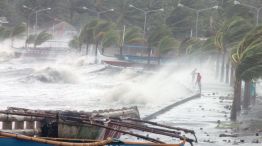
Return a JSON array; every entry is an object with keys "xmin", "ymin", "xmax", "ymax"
[
  {"xmin": 124, "ymin": 118, "xmax": 197, "ymax": 143},
  {"xmin": 63, "ymin": 120, "xmax": 165, "ymax": 144},
  {"xmin": 0, "ymin": 131, "xmax": 113, "ymax": 146}
]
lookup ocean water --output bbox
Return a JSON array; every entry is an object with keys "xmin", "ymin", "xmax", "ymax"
[{"xmin": 0, "ymin": 52, "xmax": 192, "ymax": 117}]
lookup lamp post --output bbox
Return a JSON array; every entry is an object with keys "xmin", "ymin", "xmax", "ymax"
[
  {"xmin": 178, "ymin": 3, "xmax": 219, "ymax": 39},
  {"xmin": 35, "ymin": 8, "xmax": 51, "ymax": 34},
  {"xmin": 234, "ymin": 0, "xmax": 262, "ymax": 26},
  {"xmin": 23, "ymin": 5, "xmax": 51, "ymax": 35},
  {"xmin": 82, "ymin": 7, "xmax": 114, "ymax": 19},
  {"xmin": 129, "ymin": 4, "xmax": 164, "ymax": 39}
]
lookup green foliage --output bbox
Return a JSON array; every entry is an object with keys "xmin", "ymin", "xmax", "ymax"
[
  {"xmin": 148, "ymin": 24, "xmax": 172, "ymax": 47},
  {"xmin": 214, "ymin": 16, "xmax": 252, "ymax": 53},
  {"xmin": 232, "ymin": 26, "xmax": 262, "ymax": 80},
  {"xmin": 69, "ymin": 35, "xmax": 81, "ymax": 50},
  {"xmin": 34, "ymin": 31, "xmax": 52, "ymax": 47},
  {"xmin": 0, "ymin": 26, "xmax": 11, "ymax": 41},
  {"xmin": 26, "ymin": 34, "xmax": 36, "ymax": 45},
  {"xmin": 124, "ymin": 27, "xmax": 144, "ymax": 44},
  {"xmin": 10, "ymin": 23, "xmax": 26, "ymax": 39},
  {"xmin": 158, "ymin": 36, "xmax": 178, "ymax": 55},
  {"xmin": 101, "ymin": 29, "xmax": 119, "ymax": 48}
]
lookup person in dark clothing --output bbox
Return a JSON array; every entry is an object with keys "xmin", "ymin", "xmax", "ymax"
[{"xmin": 196, "ymin": 73, "xmax": 202, "ymax": 93}]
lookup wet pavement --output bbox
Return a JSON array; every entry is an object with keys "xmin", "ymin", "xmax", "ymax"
[{"xmin": 151, "ymin": 83, "xmax": 262, "ymax": 146}]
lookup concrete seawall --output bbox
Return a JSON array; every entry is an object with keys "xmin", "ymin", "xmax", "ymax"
[{"xmin": 143, "ymin": 93, "xmax": 201, "ymax": 121}]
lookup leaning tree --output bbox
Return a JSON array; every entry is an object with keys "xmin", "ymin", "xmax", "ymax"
[{"xmin": 230, "ymin": 26, "xmax": 262, "ymax": 121}]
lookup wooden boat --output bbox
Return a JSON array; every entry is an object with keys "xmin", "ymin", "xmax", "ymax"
[{"xmin": 0, "ymin": 107, "xmax": 196, "ymax": 146}]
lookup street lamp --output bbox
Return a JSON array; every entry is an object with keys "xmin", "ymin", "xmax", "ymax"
[
  {"xmin": 35, "ymin": 8, "xmax": 51, "ymax": 34},
  {"xmin": 178, "ymin": 3, "xmax": 219, "ymax": 39},
  {"xmin": 129, "ymin": 4, "xmax": 164, "ymax": 38},
  {"xmin": 82, "ymin": 7, "xmax": 114, "ymax": 19},
  {"xmin": 23, "ymin": 5, "xmax": 52, "ymax": 34},
  {"xmin": 234, "ymin": 0, "xmax": 262, "ymax": 26}
]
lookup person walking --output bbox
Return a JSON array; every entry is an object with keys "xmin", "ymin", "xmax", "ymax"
[{"xmin": 196, "ymin": 73, "xmax": 202, "ymax": 94}]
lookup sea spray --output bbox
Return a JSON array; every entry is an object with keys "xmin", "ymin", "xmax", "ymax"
[
  {"xmin": 0, "ymin": 47, "xmax": 15, "ymax": 62},
  {"xmin": 104, "ymin": 67, "xmax": 191, "ymax": 105},
  {"xmin": 25, "ymin": 66, "xmax": 80, "ymax": 83}
]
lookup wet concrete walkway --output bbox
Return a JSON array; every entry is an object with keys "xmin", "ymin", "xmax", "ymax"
[{"xmin": 153, "ymin": 83, "xmax": 262, "ymax": 146}]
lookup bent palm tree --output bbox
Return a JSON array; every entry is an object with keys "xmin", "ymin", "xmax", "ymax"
[
  {"xmin": 147, "ymin": 24, "xmax": 172, "ymax": 64},
  {"xmin": 214, "ymin": 17, "xmax": 252, "ymax": 82},
  {"xmin": 69, "ymin": 35, "xmax": 82, "ymax": 52},
  {"xmin": 10, "ymin": 23, "xmax": 27, "ymax": 47},
  {"xmin": 157, "ymin": 36, "xmax": 178, "ymax": 64},
  {"xmin": 230, "ymin": 26, "xmax": 262, "ymax": 121},
  {"xmin": 34, "ymin": 31, "xmax": 52, "ymax": 48}
]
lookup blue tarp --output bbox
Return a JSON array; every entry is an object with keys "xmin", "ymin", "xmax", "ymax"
[
  {"xmin": 0, "ymin": 138, "xmax": 182, "ymax": 146},
  {"xmin": 0, "ymin": 138, "xmax": 52, "ymax": 146}
]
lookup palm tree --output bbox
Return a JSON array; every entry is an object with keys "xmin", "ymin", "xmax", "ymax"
[
  {"xmin": 99, "ymin": 26, "xmax": 144, "ymax": 56},
  {"xmin": 25, "ymin": 34, "xmax": 36, "ymax": 48},
  {"xmin": 119, "ymin": 27, "xmax": 144, "ymax": 56},
  {"xmin": 147, "ymin": 24, "xmax": 172, "ymax": 64},
  {"xmin": 101, "ymin": 29, "xmax": 119, "ymax": 54},
  {"xmin": 230, "ymin": 26, "xmax": 262, "ymax": 121},
  {"xmin": 9, "ymin": 23, "xmax": 27, "ymax": 48},
  {"xmin": 93, "ymin": 20, "xmax": 115, "ymax": 62},
  {"xmin": 214, "ymin": 17, "xmax": 252, "ymax": 83},
  {"xmin": 0, "ymin": 26, "xmax": 10, "ymax": 42},
  {"xmin": 69, "ymin": 35, "xmax": 82, "ymax": 52},
  {"xmin": 157, "ymin": 36, "xmax": 178, "ymax": 64},
  {"xmin": 0, "ymin": 24, "xmax": 26, "ymax": 47},
  {"xmin": 25, "ymin": 31, "xmax": 52, "ymax": 48},
  {"xmin": 33, "ymin": 31, "xmax": 52, "ymax": 48},
  {"xmin": 79, "ymin": 19, "xmax": 99, "ymax": 55},
  {"xmin": 79, "ymin": 19, "xmax": 114, "ymax": 62}
]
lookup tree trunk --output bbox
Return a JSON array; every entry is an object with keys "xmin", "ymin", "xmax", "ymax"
[
  {"xmin": 158, "ymin": 53, "xmax": 161, "ymax": 65},
  {"xmin": 95, "ymin": 42, "xmax": 99, "ymax": 63},
  {"xmin": 220, "ymin": 52, "xmax": 225, "ymax": 82},
  {"xmin": 86, "ymin": 43, "xmax": 89, "ymax": 55},
  {"xmin": 147, "ymin": 48, "xmax": 151, "ymax": 65},
  {"xmin": 120, "ymin": 45, "xmax": 123, "ymax": 56},
  {"xmin": 225, "ymin": 60, "xmax": 230, "ymax": 84},
  {"xmin": 243, "ymin": 80, "xmax": 251, "ymax": 109},
  {"xmin": 215, "ymin": 53, "xmax": 220, "ymax": 79},
  {"xmin": 230, "ymin": 79, "xmax": 242, "ymax": 121},
  {"xmin": 102, "ymin": 47, "xmax": 104, "ymax": 55},
  {"xmin": 230, "ymin": 64, "xmax": 235, "ymax": 87}
]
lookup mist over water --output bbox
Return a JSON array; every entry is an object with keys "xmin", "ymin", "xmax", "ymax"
[{"xmin": 0, "ymin": 51, "xmax": 200, "ymax": 116}]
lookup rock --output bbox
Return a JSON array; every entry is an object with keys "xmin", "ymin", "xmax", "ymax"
[
  {"xmin": 200, "ymin": 128, "xmax": 203, "ymax": 130},
  {"xmin": 255, "ymin": 133, "xmax": 259, "ymax": 136},
  {"xmin": 233, "ymin": 141, "xmax": 238, "ymax": 145},
  {"xmin": 240, "ymin": 139, "xmax": 244, "ymax": 143},
  {"xmin": 243, "ymin": 127, "xmax": 249, "ymax": 131},
  {"xmin": 219, "ymin": 133, "xmax": 238, "ymax": 137},
  {"xmin": 252, "ymin": 139, "xmax": 259, "ymax": 143}
]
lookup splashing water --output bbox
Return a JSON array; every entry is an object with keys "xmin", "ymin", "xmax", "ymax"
[
  {"xmin": 0, "ymin": 53, "xmax": 194, "ymax": 117},
  {"xmin": 24, "ymin": 66, "xmax": 79, "ymax": 83}
]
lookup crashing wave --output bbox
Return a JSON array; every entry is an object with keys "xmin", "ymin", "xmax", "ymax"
[
  {"xmin": 0, "ymin": 49, "xmax": 15, "ymax": 62},
  {"xmin": 25, "ymin": 66, "xmax": 78, "ymax": 83}
]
